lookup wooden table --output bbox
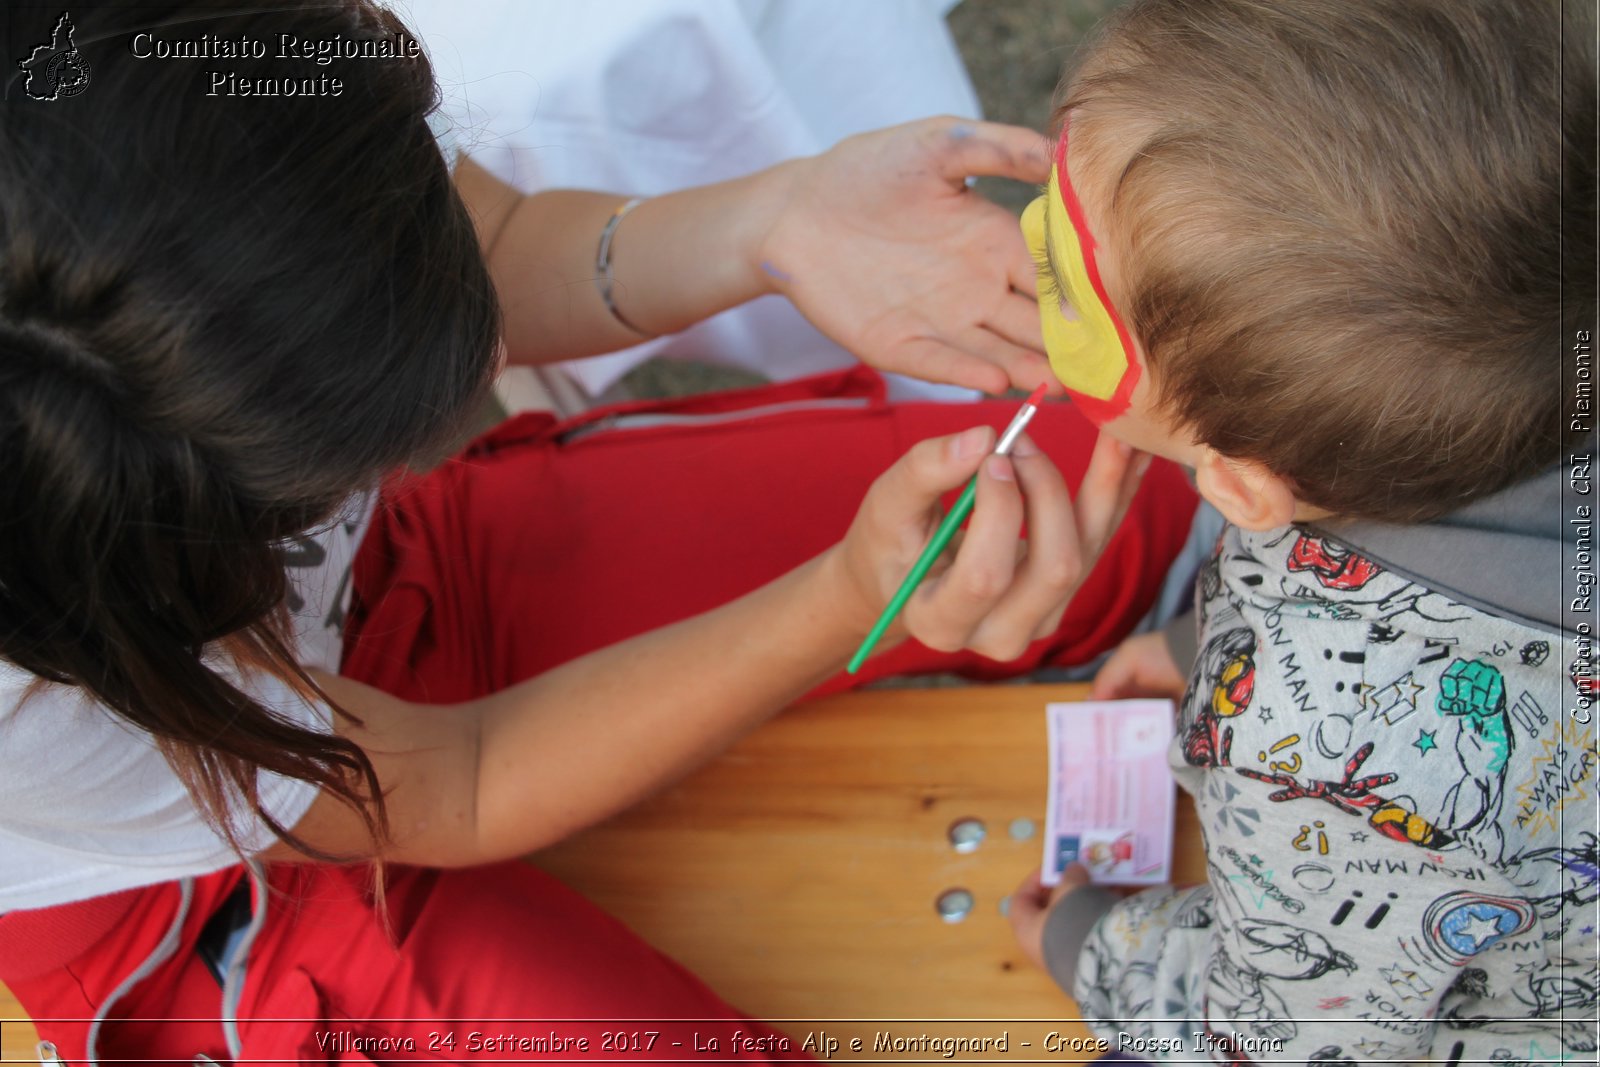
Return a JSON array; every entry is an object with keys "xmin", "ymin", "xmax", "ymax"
[{"xmin": 2, "ymin": 683, "xmax": 1202, "ymax": 1062}]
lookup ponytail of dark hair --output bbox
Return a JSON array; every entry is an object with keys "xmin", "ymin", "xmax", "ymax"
[{"xmin": 0, "ymin": 1, "xmax": 502, "ymax": 857}]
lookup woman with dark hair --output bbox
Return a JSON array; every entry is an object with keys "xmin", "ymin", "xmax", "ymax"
[{"xmin": 0, "ymin": 2, "xmax": 1196, "ymax": 1061}]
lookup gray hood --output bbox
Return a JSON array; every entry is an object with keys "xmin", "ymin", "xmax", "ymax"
[{"xmin": 1310, "ymin": 460, "xmax": 1584, "ymax": 636}]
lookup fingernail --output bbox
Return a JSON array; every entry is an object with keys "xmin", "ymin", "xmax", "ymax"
[
  {"xmin": 953, "ymin": 425, "xmax": 992, "ymax": 460},
  {"xmin": 1112, "ymin": 438, "xmax": 1135, "ymax": 460},
  {"xmin": 986, "ymin": 455, "xmax": 1015, "ymax": 482},
  {"xmin": 1135, "ymin": 453, "xmax": 1154, "ymax": 477},
  {"xmin": 1011, "ymin": 434, "xmax": 1041, "ymax": 458}
]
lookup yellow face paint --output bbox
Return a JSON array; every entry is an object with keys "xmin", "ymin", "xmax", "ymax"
[{"xmin": 1020, "ymin": 124, "xmax": 1140, "ymax": 423}]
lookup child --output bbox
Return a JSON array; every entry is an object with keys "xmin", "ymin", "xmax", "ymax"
[{"xmin": 1007, "ymin": 0, "xmax": 1597, "ymax": 1061}]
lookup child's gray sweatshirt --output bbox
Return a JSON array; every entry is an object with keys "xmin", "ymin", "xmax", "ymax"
[{"xmin": 1046, "ymin": 463, "xmax": 1596, "ymax": 1064}]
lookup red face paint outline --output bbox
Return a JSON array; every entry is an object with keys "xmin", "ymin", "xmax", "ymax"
[{"xmin": 1048, "ymin": 123, "xmax": 1141, "ymax": 423}]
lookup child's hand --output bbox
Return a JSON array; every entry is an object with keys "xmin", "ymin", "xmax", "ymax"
[
  {"xmin": 756, "ymin": 117, "xmax": 1054, "ymax": 395},
  {"xmin": 1007, "ymin": 863, "xmax": 1091, "ymax": 970},
  {"xmin": 833, "ymin": 428, "xmax": 1148, "ymax": 665},
  {"xmin": 1090, "ymin": 631, "xmax": 1187, "ymax": 702}
]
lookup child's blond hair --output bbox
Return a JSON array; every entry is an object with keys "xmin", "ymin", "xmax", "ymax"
[{"xmin": 1059, "ymin": 0, "xmax": 1594, "ymax": 522}]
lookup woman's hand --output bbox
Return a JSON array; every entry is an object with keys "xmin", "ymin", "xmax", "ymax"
[
  {"xmin": 756, "ymin": 117, "xmax": 1054, "ymax": 395},
  {"xmin": 465, "ymin": 117, "xmax": 1052, "ymax": 376},
  {"xmin": 830, "ymin": 425, "xmax": 1151, "ymax": 664}
]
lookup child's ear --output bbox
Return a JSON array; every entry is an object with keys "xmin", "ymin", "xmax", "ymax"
[{"xmin": 1193, "ymin": 449, "xmax": 1299, "ymax": 531}]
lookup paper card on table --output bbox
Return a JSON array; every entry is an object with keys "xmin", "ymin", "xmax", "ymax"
[{"xmin": 1042, "ymin": 699, "xmax": 1175, "ymax": 886}]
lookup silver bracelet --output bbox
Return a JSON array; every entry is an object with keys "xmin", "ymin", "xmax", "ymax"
[{"xmin": 594, "ymin": 197, "xmax": 654, "ymax": 337}]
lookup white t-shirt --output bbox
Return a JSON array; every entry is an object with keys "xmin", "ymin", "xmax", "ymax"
[
  {"xmin": 0, "ymin": 494, "xmax": 374, "ymax": 913},
  {"xmin": 401, "ymin": 0, "xmax": 981, "ymax": 403}
]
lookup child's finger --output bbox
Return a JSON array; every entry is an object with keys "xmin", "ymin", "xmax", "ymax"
[
  {"xmin": 1006, "ymin": 867, "xmax": 1053, "ymax": 969},
  {"xmin": 1012, "ymin": 866, "xmax": 1051, "ymax": 907},
  {"xmin": 1091, "ymin": 632, "xmax": 1188, "ymax": 702},
  {"xmin": 1090, "ymin": 640, "xmax": 1140, "ymax": 701},
  {"xmin": 1052, "ymin": 862, "xmax": 1093, "ymax": 903}
]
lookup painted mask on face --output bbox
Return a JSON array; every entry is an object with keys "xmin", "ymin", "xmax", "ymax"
[{"xmin": 1019, "ymin": 121, "xmax": 1140, "ymax": 423}]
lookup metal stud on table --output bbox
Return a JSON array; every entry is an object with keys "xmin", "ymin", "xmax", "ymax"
[
  {"xmin": 947, "ymin": 817, "xmax": 987, "ymax": 853},
  {"xmin": 935, "ymin": 888, "xmax": 975, "ymax": 923}
]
